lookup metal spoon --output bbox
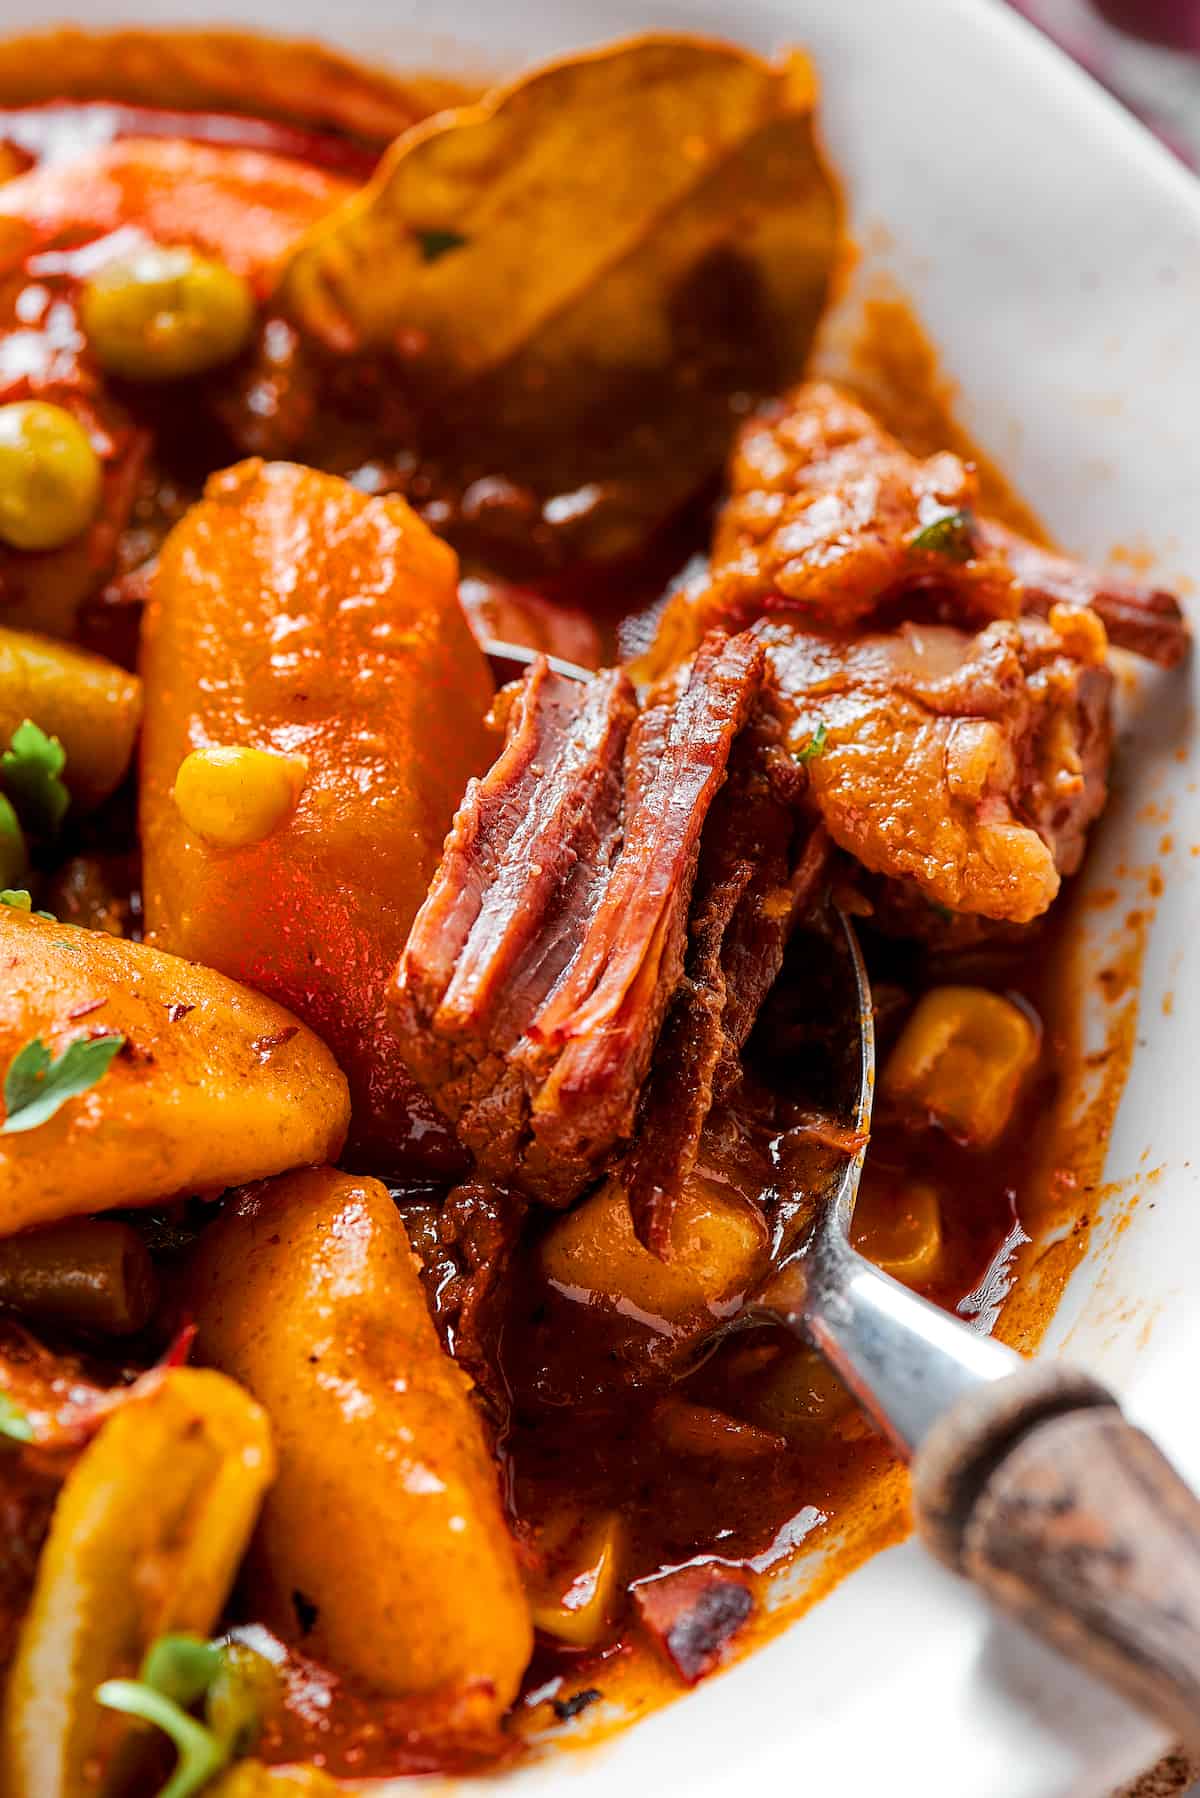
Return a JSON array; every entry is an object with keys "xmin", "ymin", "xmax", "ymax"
[
  {"xmin": 753, "ymin": 907, "xmax": 1200, "ymax": 1746},
  {"xmin": 751, "ymin": 908, "xmax": 1016, "ymax": 1456}
]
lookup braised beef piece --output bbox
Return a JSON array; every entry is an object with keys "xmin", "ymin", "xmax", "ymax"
[
  {"xmin": 403, "ymin": 1181, "xmax": 524, "ymax": 1425},
  {"xmin": 658, "ymin": 380, "xmax": 1188, "ymax": 667},
  {"xmin": 623, "ymin": 702, "xmax": 830, "ymax": 1252},
  {"xmin": 392, "ymin": 659, "xmax": 636, "ymax": 1148},
  {"xmin": 393, "ymin": 378, "xmax": 1154, "ymax": 1228},
  {"xmin": 758, "ymin": 606, "xmax": 1113, "ymax": 928},
  {"xmin": 516, "ymin": 632, "xmax": 765, "ymax": 1201},
  {"xmin": 392, "ymin": 632, "xmax": 787, "ymax": 1209},
  {"xmin": 981, "ymin": 519, "xmax": 1189, "ymax": 671},
  {"xmin": 633, "ymin": 1563, "xmax": 754, "ymax": 1683}
]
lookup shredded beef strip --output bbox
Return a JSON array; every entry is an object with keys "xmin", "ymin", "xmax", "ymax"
[
  {"xmin": 405, "ymin": 1181, "xmax": 524, "ymax": 1426},
  {"xmin": 391, "ymin": 630, "xmax": 767, "ymax": 1206},
  {"xmin": 516, "ymin": 632, "xmax": 765, "ymax": 1200},
  {"xmin": 622, "ymin": 694, "xmax": 831, "ymax": 1253},
  {"xmin": 979, "ymin": 518, "xmax": 1189, "ymax": 670},
  {"xmin": 648, "ymin": 381, "xmax": 1188, "ymax": 670},
  {"xmin": 620, "ymin": 862, "xmax": 749, "ymax": 1257},
  {"xmin": 391, "ymin": 659, "xmax": 636, "ymax": 1150}
]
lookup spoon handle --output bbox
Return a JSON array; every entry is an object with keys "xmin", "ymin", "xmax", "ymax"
[
  {"xmin": 912, "ymin": 1363, "xmax": 1200, "ymax": 1748},
  {"xmin": 773, "ymin": 1233, "xmax": 1019, "ymax": 1457}
]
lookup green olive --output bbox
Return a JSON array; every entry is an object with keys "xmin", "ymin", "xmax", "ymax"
[
  {"xmin": 0, "ymin": 401, "xmax": 103, "ymax": 553},
  {"xmin": 81, "ymin": 245, "xmax": 256, "ymax": 382}
]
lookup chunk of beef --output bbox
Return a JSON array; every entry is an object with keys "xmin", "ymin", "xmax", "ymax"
[
  {"xmin": 713, "ymin": 380, "xmax": 1014, "ymax": 628},
  {"xmin": 392, "ymin": 658, "xmax": 636, "ymax": 1175},
  {"xmin": 633, "ymin": 1563, "xmax": 754, "ymax": 1684},
  {"xmin": 391, "ymin": 632, "xmax": 766, "ymax": 1205},
  {"xmin": 649, "ymin": 381, "xmax": 1187, "ymax": 668},
  {"xmin": 458, "ymin": 572, "xmax": 602, "ymax": 671},
  {"xmin": 623, "ymin": 700, "xmax": 830, "ymax": 1252},
  {"xmin": 760, "ymin": 603, "xmax": 1113, "ymax": 925},
  {"xmin": 979, "ymin": 519, "xmax": 1189, "ymax": 670},
  {"xmin": 405, "ymin": 1181, "xmax": 524, "ymax": 1425},
  {"xmin": 517, "ymin": 633, "xmax": 765, "ymax": 1199}
]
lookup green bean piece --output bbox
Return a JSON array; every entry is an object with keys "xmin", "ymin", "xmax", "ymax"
[{"xmin": 0, "ymin": 1218, "xmax": 158, "ymax": 1335}]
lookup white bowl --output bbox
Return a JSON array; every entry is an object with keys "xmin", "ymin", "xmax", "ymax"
[{"xmin": 7, "ymin": 0, "xmax": 1199, "ymax": 1791}]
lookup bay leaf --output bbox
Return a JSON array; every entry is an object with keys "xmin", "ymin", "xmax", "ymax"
[{"xmin": 274, "ymin": 34, "xmax": 843, "ymax": 568}]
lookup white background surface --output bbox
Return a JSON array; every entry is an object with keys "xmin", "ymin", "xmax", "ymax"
[{"xmin": 5, "ymin": 0, "xmax": 1200, "ymax": 1790}]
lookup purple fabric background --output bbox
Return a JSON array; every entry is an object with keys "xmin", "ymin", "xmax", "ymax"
[{"xmin": 1008, "ymin": 0, "xmax": 1200, "ymax": 166}]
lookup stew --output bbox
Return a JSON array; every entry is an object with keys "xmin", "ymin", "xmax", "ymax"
[{"xmin": 0, "ymin": 28, "xmax": 1187, "ymax": 1793}]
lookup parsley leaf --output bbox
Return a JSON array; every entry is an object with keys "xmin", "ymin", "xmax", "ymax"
[
  {"xmin": 0, "ymin": 1392, "xmax": 34, "ymax": 1444},
  {"xmin": 796, "ymin": 722, "xmax": 828, "ymax": 764},
  {"xmin": 1, "ymin": 1033, "xmax": 125, "ymax": 1136},
  {"xmin": 1, "ymin": 721, "xmax": 69, "ymax": 837},
  {"xmin": 908, "ymin": 508, "xmax": 977, "ymax": 563},
  {"xmin": 416, "ymin": 228, "xmax": 468, "ymax": 263},
  {"xmin": 96, "ymin": 1634, "xmax": 271, "ymax": 1798},
  {"xmin": 95, "ymin": 1680, "xmax": 226, "ymax": 1798},
  {"xmin": 1, "ymin": 890, "xmax": 54, "ymax": 919},
  {"xmin": 141, "ymin": 1636, "xmax": 226, "ymax": 1709}
]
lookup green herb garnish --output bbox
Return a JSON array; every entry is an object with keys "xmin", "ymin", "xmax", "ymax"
[
  {"xmin": 95, "ymin": 1680, "xmax": 226, "ymax": 1798},
  {"xmin": 1, "ymin": 890, "xmax": 54, "ymax": 919},
  {"xmin": 0, "ymin": 1392, "xmax": 34, "ymax": 1444},
  {"xmin": 0, "ymin": 792, "xmax": 27, "ymax": 889},
  {"xmin": 416, "ymin": 228, "xmax": 468, "ymax": 263},
  {"xmin": 908, "ymin": 508, "xmax": 977, "ymax": 562},
  {"xmin": 141, "ymin": 1636, "xmax": 226, "ymax": 1708},
  {"xmin": 1, "ymin": 720, "xmax": 69, "ymax": 836},
  {"xmin": 96, "ymin": 1634, "xmax": 272, "ymax": 1798},
  {"xmin": 796, "ymin": 722, "xmax": 828, "ymax": 764},
  {"xmin": 1, "ymin": 1032, "xmax": 125, "ymax": 1136}
]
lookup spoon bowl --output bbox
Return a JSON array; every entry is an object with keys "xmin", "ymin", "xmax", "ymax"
[{"xmin": 752, "ymin": 907, "xmax": 1016, "ymax": 1455}]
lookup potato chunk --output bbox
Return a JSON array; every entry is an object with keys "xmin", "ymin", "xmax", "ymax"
[
  {"xmin": 0, "ymin": 626, "xmax": 141, "ymax": 810},
  {"xmin": 851, "ymin": 1172, "xmax": 944, "ymax": 1284},
  {"xmin": 883, "ymin": 985, "xmax": 1040, "ymax": 1147},
  {"xmin": 140, "ymin": 460, "xmax": 494, "ymax": 1172},
  {"xmin": 541, "ymin": 1175, "xmax": 768, "ymax": 1334},
  {"xmin": 2, "ymin": 1367, "xmax": 274, "ymax": 1798},
  {"xmin": 527, "ymin": 1510, "xmax": 627, "ymax": 1648},
  {"xmin": 187, "ymin": 1167, "xmax": 532, "ymax": 1720},
  {"xmin": 0, "ymin": 909, "xmax": 348, "ymax": 1233}
]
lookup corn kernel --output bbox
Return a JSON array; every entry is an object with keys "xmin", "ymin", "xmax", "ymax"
[
  {"xmin": 883, "ymin": 984, "xmax": 1040, "ymax": 1148},
  {"xmin": 528, "ymin": 1511, "xmax": 627, "ymax": 1648},
  {"xmin": 540, "ymin": 1174, "xmax": 767, "ymax": 1331},
  {"xmin": 852, "ymin": 1172, "xmax": 943, "ymax": 1284},
  {"xmin": 735, "ymin": 1342, "xmax": 852, "ymax": 1440},
  {"xmin": 173, "ymin": 746, "xmax": 308, "ymax": 850}
]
